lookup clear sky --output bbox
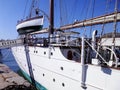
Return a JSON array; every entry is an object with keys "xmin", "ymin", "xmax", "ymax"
[
  {"xmin": 0, "ymin": 0, "xmax": 119, "ymax": 39},
  {"xmin": 0, "ymin": 0, "xmax": 26, "ymax": 39}
]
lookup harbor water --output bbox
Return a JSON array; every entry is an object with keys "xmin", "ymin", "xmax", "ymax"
[{"xmin": 0, "ymin": 48, "xmax": 20, "ymax": 72}]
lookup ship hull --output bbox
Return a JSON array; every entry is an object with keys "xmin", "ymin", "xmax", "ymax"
[{"xmin": 11, "ymin": 46, "xmax": 120, "ymax": 90}]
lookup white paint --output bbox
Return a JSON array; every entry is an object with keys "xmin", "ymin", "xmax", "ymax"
[
  {"xmin": 11, "ymin": 46, "xmax": 120, "ymax": 90},
  {"xmin": 92, "ymin": 59, "xmax": 99, "ymax": 65},
  {"xmin": 92, "ymin": 30, "xmax": 97, "ymax": 50},
  {"xmin": 101, "ymin": 38, "xmax": 120, "ymax": 46}
]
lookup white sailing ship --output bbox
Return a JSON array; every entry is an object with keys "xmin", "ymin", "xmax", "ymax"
[{"xmin": 11, "ymin": 0, "xmax": 120, "ymax": 90}]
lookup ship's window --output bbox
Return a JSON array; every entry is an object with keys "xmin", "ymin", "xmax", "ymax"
[
  {"xmin": 36, "ymin": 51, "xmax": 38, "ymax": 53},
  {"xmin": 53, "ymin": 78, "xmax": 55, "ymax": 82},
  {"xmin": 44, "ymin": 52, "xmax": 46, "ymax": 54},
  {"xmin": 43, "ymin": 73, "xmax": 45, "ymax": 77},
  {"xmin": 44, "ymin": 52, "xmax": 46, "ymax": 55},
  {"xmin": 67, "ymin": 50, "xmax": 73, "ymax": 60},
  {"xmin": 51, "ymin": 52, "xmax": 53, "ymax": 55},
  {"xmin": 62, "ymin": 83, "xmax": 65, "ymax": 87},
  {"xmin": 73, "ymin": 52, "xmax": 80, "ymax": 62},
  {"xmin": 60, "ymin": 67, "xmax": 64, "ymax": 70}
]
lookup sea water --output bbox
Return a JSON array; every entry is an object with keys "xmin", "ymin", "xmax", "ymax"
[{"xmin": 0, "ymin": 48, "xmax": 20, "ymax": 72}]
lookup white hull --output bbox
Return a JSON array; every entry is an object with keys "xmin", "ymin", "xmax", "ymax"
[{"xmin": 11, "ymin": 46, "xmax": 120, "ymax": 90}]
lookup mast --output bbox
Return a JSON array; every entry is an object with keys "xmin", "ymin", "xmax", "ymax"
[
  {"xmin": 48, "ymin": 0, "xmax": 54, "ymax": 59},
  {"xmin": 110, "ymin": 0, "xmax": 118, "ymax": 65},
  {"xmin": 49, "ymin": 0, "xmax": 54, "ymax": 35},
  {"xmin": 113, "ymin": 0, "xmax": 118, "ymax": 43}
]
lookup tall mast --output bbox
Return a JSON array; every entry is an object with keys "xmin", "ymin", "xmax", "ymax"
[
  {"xmin": 113, "ymin": 0, "xmax": 118, "ymax": 43},
  {"xmin": 110, "ymin": 0, "xmax": 118, "ymax": 62},
  {"xmin": 49, "ymin": 0, "xmax": 54, "ymax": 35}
]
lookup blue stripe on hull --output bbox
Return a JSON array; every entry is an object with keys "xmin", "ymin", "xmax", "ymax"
[{"xmin": 19, "ymin": 69, "xmax": 47, "ymax": 90}]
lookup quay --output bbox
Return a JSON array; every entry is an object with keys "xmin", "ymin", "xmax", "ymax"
[{"xmin": 0, "ymin": 63, "xmax": 35, "ymax": 90}]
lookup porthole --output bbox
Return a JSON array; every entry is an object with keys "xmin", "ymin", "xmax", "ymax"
[
  {"xmin": 51, "ymin": 52, "xmax": 53, "ymax": 55},
  {"xmin": 60, "ymin": 67, "xmax": 64, "ymax": 70},
  {"xmin": 43, "ymin": 73, "xmax": 45, "ymax": 77},
  {"xmin": 53, "ymin": 78, "xmax": 55, "ymax": 82},
  {"xmin": 33, "ymin": 69, "xmax": 35, "ymax": 71},
  {"xmin": 62, "ymin": 83, "xmax": 65, "ymax": 87},
  {"xmin": 44, "ymin": 52, "xmax": 46, "ymax": 55}
]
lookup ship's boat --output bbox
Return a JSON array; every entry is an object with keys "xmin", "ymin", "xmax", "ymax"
[{"xmin": 16, "ymin": 16, "xmax": 44, "ymax": 35}]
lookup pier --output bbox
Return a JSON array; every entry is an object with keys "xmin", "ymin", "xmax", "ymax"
[
  {"xmin": 0, "ymin": 63, "xmax": 35, "ymax": 90},
  {"xmin": 0, "ymin": 39, "xmax": 23, "ymax": 49}
]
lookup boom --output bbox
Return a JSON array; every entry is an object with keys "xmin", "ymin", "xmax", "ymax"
[{"xmin": 60, "ymin": 12, "xmax": 120, "ymax": 30}]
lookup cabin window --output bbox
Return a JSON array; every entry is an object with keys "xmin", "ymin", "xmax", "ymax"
[
  {"xmin": 73, "ymin": 52, "xmax": 80, "ymax": 62},
  {"xmin": 67, "ymin": 50, "xmax": 73, "ymax": 60},
  {"xmin": 60, "ymin": 47, "xmax": 81, "ymax": 62},
  {"xmin": 43, "ymin": 39, "xmax": 48, "ymax": 47}
]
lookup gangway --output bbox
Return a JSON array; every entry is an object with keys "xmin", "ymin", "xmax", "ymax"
[{"xmin": 0, "ymin": 39, "xmax": 24, "ymax": 49}]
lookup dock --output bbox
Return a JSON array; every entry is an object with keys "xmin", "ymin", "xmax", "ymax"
[{"xmin": 0, "ymin": 63, "xmax": 35, "ymax": 90}]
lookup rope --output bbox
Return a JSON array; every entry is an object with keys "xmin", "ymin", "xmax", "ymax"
[
  {"xmin": 23, "ymin": 0, "xmax": 29, "ymax": 19},
  {"xmin": 101, "ymin": 0, "xmax": 111, "ymax": 38},
  {"xmin": 113, "ymin": 0, "xmax": 118, "ymax": 44},
  {"xmin": 59, "ymin": 0, "xmax": 68, "ymax": 26},
  {"xmin": 71, "ymin": 0, "xmax": 78, "ymax": 23},
  {"xmin": 80, "ymin": 0, "xmax": 88, "ymax": 20},
  {"xmin": 96, "ymin": 0, "xmax": 111, "ymax": 59},
  {"xmin": 89, "ymin": 0, "xmax": 95, "ymax": 37}
]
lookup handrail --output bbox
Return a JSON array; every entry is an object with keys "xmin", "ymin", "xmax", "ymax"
[
  {"xmin": 85, "ymin": 39, "xmax": 109, "ymax": 65},
  {"xmin": 103, "ymin": 47, "xmax": 119, "ymax": 67}
]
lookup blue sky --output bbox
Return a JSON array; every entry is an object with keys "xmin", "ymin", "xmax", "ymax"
[
  {"xmin": 0, "ymin": 0, "xmax": 26, "ymax": 39},
  {"xmin": 0, "ymin": 0, "xmax": 119, "ymax": 39}
]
